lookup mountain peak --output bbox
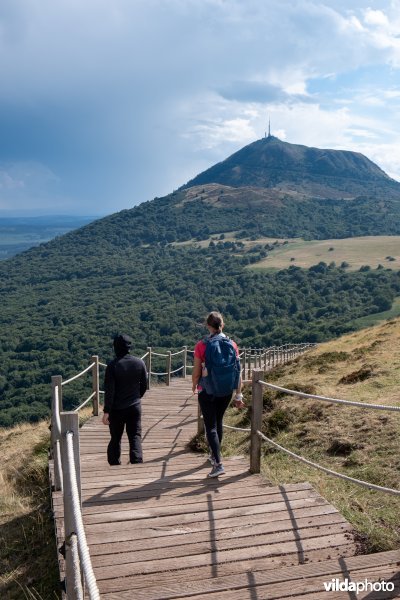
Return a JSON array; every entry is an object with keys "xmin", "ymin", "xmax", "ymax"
[{"xmin": 182, "ymin": 137, "xmax": 394, "ymax": 198}]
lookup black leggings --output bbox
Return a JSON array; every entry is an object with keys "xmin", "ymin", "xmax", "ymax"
[
  {"xmin": 107, "ymin": 404, "xmax": 142, "ymax": 465},
  {"xmin": 198, "ymin": 390, "xmax": 232, "ymax": 464}
]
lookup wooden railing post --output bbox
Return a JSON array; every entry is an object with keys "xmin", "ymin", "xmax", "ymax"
[
  {"xmin": 91, "ymin": 355, "xmax": 100, "ymax": 416},
  {"xmin": 146, "ymin": 347, "xmax": 152, "ymax": 389},
  {"xmin": 51, "ymin": 375, "xmax": 63, "ymax": 491},
  {"xmin": 183, "ymin": 346, "xmax": 187, "ymax": 378},
  {"xmin": 166, "ymin": 351, "xmax": 172, "ymax": 386},
  {"xmin": 243, "ymin": 348, "xmax": 247, "ymax": 379},
  {"xmin": 250, "ymin": 368, "xmax": 264, "ymax": 474},
  {"xmin": 60, "ymin": 411, "xmax": 82, "ymax": 599}
]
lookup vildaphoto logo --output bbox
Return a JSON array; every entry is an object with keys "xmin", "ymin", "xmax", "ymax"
[{"xmin": 323, "ymin": 578, "xmax": 395, "ymax": 594}]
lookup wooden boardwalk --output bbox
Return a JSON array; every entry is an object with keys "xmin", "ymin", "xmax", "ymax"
[{"xmin": 51, "ymin": 379, "xmax": 400, "ymax": 599}]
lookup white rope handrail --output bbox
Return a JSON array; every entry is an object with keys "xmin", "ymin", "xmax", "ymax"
[
  {"xmin": 55, "ymin": 439, "xmax": 63, "ymax": 493},
  {"xmin": 99, "ymin": 361, "xmax": 107, "ymax": 368},
  {"xmin": 223, "ymin": 424, "xmax": 251, "ymax": 432},
  {"xmin": 62, "ymin": 362, "xmax": 95, "ymax": 386},
  {"xmin": 256, "ymin": 429, "xmax": 400, "ymax": 496},
  {"xmin": 70, "ymin": 533, "xmax": 84, "ymax": 599},
  {"xmin": 151, "ymin": 351, "xmax": 168, "ymax": 357},
  {"xmin": 259, "ymin": 381, "xmax": 400, "ymax": 412},
  {"xmin": 187, "ymin": 349, "xmax": 195, "ymax": 354},
  {"xmin": 65, "ymin": 432, "xmax": 100, "ymax": 599},
  {"xmin": 54, "ymin": 387, "xmax": 62, "ymax": 438},
  {"xmin": 170, "ymin": 366, "xmax": 184, "ymax": 374},
  {"xmin": 73, "ymin": 391, "xmax": 96, "ymax": 412},
  {"xmin": 149, "ymin": 370, "xmax": 169, "ymax": 376},
  {"xmin": 170, "ymin": 349, "xmax": 185, "ymax": 357},
  {"xmin": 141, "ymin": 352, "xmax": 149, "ymax": 360}
]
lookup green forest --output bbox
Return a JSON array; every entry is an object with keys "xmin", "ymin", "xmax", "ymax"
[{"xmin": 1, "ymin": 233, "xmax": 399, "ymax": 427}]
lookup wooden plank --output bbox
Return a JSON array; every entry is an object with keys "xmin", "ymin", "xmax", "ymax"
[
  {"xmin": 84, "ymin": 503, "xmax": 341, "ymax": 545},
  {"xmin": 88, "ymin": 512, "xmax": 348, "ymax": 556},
  {"xmin": 96, "ymin": 545, "xmax": 358, "ymax": 593},
  {"xmin": 98, "ymin": 549, "xmax": 400, "ymax": 596}
]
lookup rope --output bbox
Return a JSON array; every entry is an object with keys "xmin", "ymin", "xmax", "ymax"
[
  {"xmin": 151, "ymin": 351, "xmax": 168, "ymax": 357},
  {"xmin": 70, "ymin": 533, "xmax": 84, "ymax": 599},
  {"xmin": 66, "ymin": 432, "xmax": 100, "ymax": 599},
  {"xmin": 170, "ymin": 349, "xmax": 185, "ymax": 357},
  {"xmin": 73, "ymin": 391, "xmax": 96, "ymax": 412},
  {"xmin": 55, "ymin": 439, "xmax": 63, "ymax": 493},
  {"xmin": 62, "ymin": 363, "xmax": 95, "ymax": 386},
  {"xmin": 170, "ymin": 366, "xmax": 184, "ymax": 374},
  {"xmin": 223, "ymin": 424, "xmax": 251, "ymax": 432},
  {"xmin": 256, "ymin": 429, "xmax": 400, "ymax": 496},
  {"xmin": 141, "ymin": 352, "xmax": 149, "ymax": 360},
  {"xmin": 259, "ymin": 381, "xmax": 400, "ymax": 412},
  {"xmin": 149, "ymin": 370, "xmax": 169, "ymax": 376},
  {"xmin": 98, "ymin": 361, "xmax": 107, "ymax": 368},
  {"xmin": 54, "ymin": 387, "xmax": 62, "ymax": 438}
]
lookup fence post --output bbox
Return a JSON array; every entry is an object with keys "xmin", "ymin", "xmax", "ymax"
[
  {"xmin": 243, "ymin": 348, "xmax": 247, "ymax": 379},
  {"xmin": 60, "ymin": 411, "xmax": 82, "ymax": 599},
  {"xmin": 91, "ymin": 355, "xmax": 100, "ymax": 416},
  {"xmin": 166, "ymin": 351, "xmax": 172, "ymax": 386},
  {"xmin": 147, "ymin": 347, "xmax": 152, "ymax": 390},
  {"xmin": 51, "ymin": 375, "xmax": 63, "ymax": 491},
  {"xmin": 183, "ymin": 346, "xmax": 187, "ymax": 378},
  {"xmin": 250, "ymin": 368, "xmax": 264, "ymax": 474}
]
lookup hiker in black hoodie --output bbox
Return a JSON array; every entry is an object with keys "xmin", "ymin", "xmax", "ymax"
[{"xmin": 102, "ymin": 334, "xmax": 148, "ymax": 465}]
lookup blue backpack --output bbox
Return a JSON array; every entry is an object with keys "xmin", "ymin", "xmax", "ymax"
[{"xmin": 202, "ymin": 334, "xmax": 240, "ymax": 397}]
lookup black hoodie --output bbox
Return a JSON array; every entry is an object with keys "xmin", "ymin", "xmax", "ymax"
[{"xmin": 103, "ymin": 335, "xmax": 148, "ymax": 412}]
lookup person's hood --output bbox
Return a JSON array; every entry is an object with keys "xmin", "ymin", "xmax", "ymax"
[{"xmin": 113, "ymin": 334, "xmax": 132, "ymax": 358}]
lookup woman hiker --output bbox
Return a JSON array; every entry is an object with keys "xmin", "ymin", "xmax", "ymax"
[{"xmin": 192, "ymin": 311, "xmax": 244, "ymax": 478}]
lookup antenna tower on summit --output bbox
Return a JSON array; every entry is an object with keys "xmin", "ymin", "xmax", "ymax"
[{"xmin": 265, "ymin": 118, "xmax": 271, "ymax": 138}]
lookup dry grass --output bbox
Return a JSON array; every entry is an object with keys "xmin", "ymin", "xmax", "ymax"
[
  {"xmin": 250, "ymin": 235, "xmax": 400, "ymax": 271},
  {"xmin": 0, "ymin": 404, "xmax": 105, "ymax": 599},
  {"xmin": 221, "ymin": 317, "xmax": 400, "ymax": 552},
  {"xmin": 0, "ymin": 420, "xmax": 61, "ymax": 599}
]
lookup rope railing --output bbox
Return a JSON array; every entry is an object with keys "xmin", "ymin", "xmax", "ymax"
[
  {"xmin": 259, "ymin": 381, "xmax": 400, "ymax": 412},
  {"xmin": 220, "ymin": 368, "xmax": 400, "ymax": 497},
  {"xmin": 73, "ymin": 391, "xmax": 96, "ymax": 413},
  {"xmin": 256, "ymin": 429, "xmax": 400, "ymax": 496},
  {"xmin": 65, "ymin": 431, "xmax": 100, "ymax": 599},
  {"xmin": 62, "ymin": 362, "xmax": 95, "ymax": 386}
]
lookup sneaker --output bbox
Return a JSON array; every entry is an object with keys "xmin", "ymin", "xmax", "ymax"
[{"xmin": 208, "ymin": 463, "xmax": 225, "ymax": 478}]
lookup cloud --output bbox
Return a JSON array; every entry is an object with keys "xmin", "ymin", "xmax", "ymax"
[{"xmin": 0, "ymin": 0, "xmax": 399, "ymax": 213}]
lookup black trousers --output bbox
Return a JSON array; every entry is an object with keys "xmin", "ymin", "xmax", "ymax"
[
  {"xmin": 198, "ymin": 390, "xmax": 232, "ymax": 465},
  {"xmin": 107, "ymin": 404, "xmax": 143, "ymax": 465}
]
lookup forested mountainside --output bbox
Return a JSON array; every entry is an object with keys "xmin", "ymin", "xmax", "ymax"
[{"xmin": 2, "ymin": 137, "xmax": 400, "ymax": 426}]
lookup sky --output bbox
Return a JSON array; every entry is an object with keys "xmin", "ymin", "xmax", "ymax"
[{"xmin": 1, "ymin": 0, "xmax": 400, "ymax": 216}]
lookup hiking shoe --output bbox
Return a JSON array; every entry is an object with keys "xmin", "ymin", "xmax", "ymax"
[{"xmin": 208, "ymin": 463, "xmax": 225, "ymax": 478}]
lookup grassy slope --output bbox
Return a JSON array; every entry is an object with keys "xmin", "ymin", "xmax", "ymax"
[
  {"xmin": 221, "ymin": 317, "xmax": 400, "ymax": 552},
  {"xmin": 0, "ymin": 421, "xmax": 60, "ymax": 599},
  {"xmin": 250, "ymin": 235, "xmax": 400, "ymax": 271},
  {"xmin": 0, "ymin": 407, "xmax": 95, "ymax": 599}
]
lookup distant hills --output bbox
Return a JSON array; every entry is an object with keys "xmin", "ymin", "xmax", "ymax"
[
  {"xmin": 2, "ymin": 137, "xmax": 400, "ymax": 426},
  {"xmin": 0, "ymin": 215, "xmax": 98, "ymax": 259}
]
